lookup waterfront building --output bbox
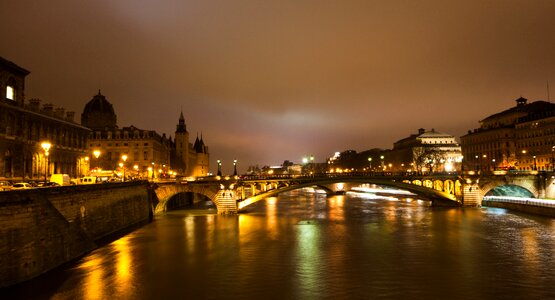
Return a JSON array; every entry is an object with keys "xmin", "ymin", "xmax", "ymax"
[
  {"xmin": 461, "ymin": 97, "xmax": 555, "ymax": 171},
  {"xmin": 0, "ymin": 56, "xmax": 90, "ymax": 181},
  {"xmin": 388, "ymin": 128, "xmax": 462, "ymax": 173},
  {"xmin": 81, "ymin": 92, "xmax": 209, "ymax": 178}
]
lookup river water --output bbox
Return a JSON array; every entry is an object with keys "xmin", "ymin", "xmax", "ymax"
[{"xmin": 3, "ymin": 190, "xmax": 555, "ymax": 299}]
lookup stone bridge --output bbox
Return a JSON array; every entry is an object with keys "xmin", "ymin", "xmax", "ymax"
[{"xmin": 151, "ymin": 172, "xmax": 555, "ymax": 214}]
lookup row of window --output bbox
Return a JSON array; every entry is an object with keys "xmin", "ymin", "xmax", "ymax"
[{"xmin": 90, "ymin": 142, "xmax": 149, "ymax": 147}]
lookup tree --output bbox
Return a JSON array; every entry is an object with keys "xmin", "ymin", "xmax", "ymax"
[{"xmin": 413, "ymin": 147, "xmax": 447, "ymax": 174}]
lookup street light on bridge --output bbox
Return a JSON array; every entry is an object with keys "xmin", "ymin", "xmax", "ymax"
[{"xmin": 368, "ymin": 157, "xmax": 372, "ymax": 172}]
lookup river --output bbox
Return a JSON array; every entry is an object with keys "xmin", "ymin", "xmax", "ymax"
[{"xmin": 3, "ymin": 190, "xmax": 555, "ymax": 299}]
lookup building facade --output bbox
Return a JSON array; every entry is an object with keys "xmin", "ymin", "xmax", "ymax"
[
  {"xmin": 0, "ymin": 56, "xmax": 90, "ymax": 181},
  {"xmin": 81, "ymin": 92, "xmax": 209, "ymax": 179},
  {"xmin": 461, "ymin": 97, "xmax": 555, "ymax": 172},
  {"xmin": 388, "ymin": 128, "xmax": 462, "ymax": 173}
]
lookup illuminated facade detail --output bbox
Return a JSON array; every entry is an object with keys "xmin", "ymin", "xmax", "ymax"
[
  {"xmin": 461, "ymin": 97, "xmax": 555, "ymax": 171},
  {"xmin": 0, "ymin": 56, "xmax": 90, "ymax": 180},
  {"xmin": 6, "ymin": 85, "xmax": 14, "ymax": 100},
  {"xmin": 388, "ymin": 128, "xmax": 462, "ymax": 173}
]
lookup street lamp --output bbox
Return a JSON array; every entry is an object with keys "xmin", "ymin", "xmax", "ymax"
[
  {"xmin": 92, "ymin": 150, "xmax": 101, "ymax": 172},
  {"xmin": 133, "ymin": 164, "xmax": 139, "ymax": 178},
  {"xmin": 551, "ymin": 146, "xmax": 555, "ymax": 171},
  {"xmin": 121, "ymin": 154, "xmax": 128, "ymax": 181},
  {"xmin": 218, "ymin": 159, "xmax": 222, "ymax": 176},
  {"xmin": 533, "ymin": 155, "xmax": 537, "ymax": 171},
  {"xmin": 368, "ymin": 157, "xmax": 372, "ymax": 172},
  {"xmin": 41, "ymin": 142, "xmax": 51, "ymax": 182},
  {"xmin": 233, "ymin": 159, "xmax": 237, "ymax": 176}
]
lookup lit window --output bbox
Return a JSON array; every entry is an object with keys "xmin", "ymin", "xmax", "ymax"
[{"xmin": 6, "ymin": 86, "xmax": 14, "ymax": 100}]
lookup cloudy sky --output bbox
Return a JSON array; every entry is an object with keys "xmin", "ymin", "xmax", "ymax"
[{"xmin": 1, "ymin": 1, "xmax": 554, "ymax": 174}]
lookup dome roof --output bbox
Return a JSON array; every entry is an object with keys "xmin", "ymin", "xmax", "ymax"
[
  {"xmin": 83, "ymin": 90, "xmax": 115, "ymax": 115},
  {"xmin": 81, "ymin": 90, "xmax": 117, "ymax": 130}
]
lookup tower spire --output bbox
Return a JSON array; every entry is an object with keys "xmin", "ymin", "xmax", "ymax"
[{"xmin": 176, "ymin": 110, "xmax": 187, "ymax": 133}]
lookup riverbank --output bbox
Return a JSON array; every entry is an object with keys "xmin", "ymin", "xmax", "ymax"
[{"xmin": 482, "ymin": 199, "xmax": 555, "ymax": 218}]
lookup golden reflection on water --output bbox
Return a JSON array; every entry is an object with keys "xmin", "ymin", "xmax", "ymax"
[
  {"xmin": 327, "ymin": 195, "xmax": 344, "ymax": 222},
  {"xmin": 184, "ymin": 216, "xmax": 196, "ymax": 254},
  {"xmin": 297, "ymin": 223, "xmax": 322, "ymax": 298},
  {"xmin": 266, "ymin": 197, "xmax": 279, "ymax": 240},
  {"xmin": 521, "ymin": 227, "xmax": 540, "ymax": 278},
  {"xmin": 113, "ymin": 237, "xmax": 133, "ymax": 295},
  {"xmin": 79, "ymin": 255, "xmax": 105, "ymax": 300},
  {"xmin": 206, "ymin": 214, "xmax": 215, "ymax": 252}
]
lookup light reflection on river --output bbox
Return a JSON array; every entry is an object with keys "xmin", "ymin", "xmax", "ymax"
[{"xmin": 3, "ymin": 190, "xmax": 555, "ymax": 299}]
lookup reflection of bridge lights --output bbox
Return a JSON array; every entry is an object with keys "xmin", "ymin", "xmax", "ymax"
[{"xmin": 266, "ymin": 197, "xmax": 277, "ymax": 205}]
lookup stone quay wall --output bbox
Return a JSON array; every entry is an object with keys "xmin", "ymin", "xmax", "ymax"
[
  {"xmin": 482, "ymin": 200, "xmax": 555, "ymax": 218},
  {"xmin": 0, "ymin": 182, "xmax": 151, "ymax": 287}
]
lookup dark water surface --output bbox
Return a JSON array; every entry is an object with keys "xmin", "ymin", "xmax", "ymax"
[{"xmin": 3, "ymin": 191, "xmax": 555, "ymax": 299}]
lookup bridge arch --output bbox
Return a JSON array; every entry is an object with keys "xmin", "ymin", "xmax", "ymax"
[
  {"xmin": 482, "ymin": 184, "xmax": 535, "ymax": 198},
  {"xmin": 238, "ymin": 178, "xmax": 460, "ymax": 211},
  {"xmin": 479, "ymin": 179, "xmax": 539, "ymax": 200},
  {"xmin": 152, "ymin": 183, "xmax": 219, "ymax": 214}
]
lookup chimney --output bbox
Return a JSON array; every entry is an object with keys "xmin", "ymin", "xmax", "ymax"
[
  {"xmin": 55, "ymin": 107, "xmax": 65, "ymax": 118},
  {"xmin": 42, "ymin": 103, "xmax": 54, "ymax": 115},
  {"xmin": 418, "ymin": 128, "xmax": 425, "ymax": 135},
  {"xmin": 66, "ymin": 111, "xmax": 75, "ymax": 122},
  {"xmin": 28, "ymin": 98, "xmax": 41, "ymax": 111}
]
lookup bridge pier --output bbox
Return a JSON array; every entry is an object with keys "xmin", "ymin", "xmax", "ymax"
[
  {"xmin": 462, "ymin": 183, "xmax": 481, "ymax": 206},
  {"xmin": 215, "ymin": 189, "xmax": 238, "ymax": 214}
]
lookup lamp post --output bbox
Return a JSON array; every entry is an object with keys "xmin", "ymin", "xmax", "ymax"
[
  {"xmin": 233, "ymin": 159, "xmax": 237, "ymax": 176},
  {"xmin": 121, "ymin": 154, "xmax": 128, "ymax": 181},
  {"xmin": 151, "ymin": 162, "xmax": 155, "ymax": 181},
  {"xmin": 551, "ymin": 146, "xmax": 555, "ymax": 171},
  {"xmin": 217, "ymin": 160, "xmax": 222, "ymax": 176},
  {"xmin": 133, "ymin": 165, "xmax": 139, "ymax": 179},
  {"xmin": 368, "ymin": 157, "xmax": 372, "ymax": 173},
  {"xmin": 533, "ymin": 155, "xmax": 537, "ymax": 171},
  {"xmin": 92, "ymin": 150, "xmax": 101, "ymax": 171},
  {"xmin": 41, "ymin": 142, "xmax": 51, "ymax": 182},
  {"xmin": 380, "ymin": 155, "xmax": 385, "ymax": 171}
]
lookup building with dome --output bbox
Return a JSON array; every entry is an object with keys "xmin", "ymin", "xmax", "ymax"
[
  {"xmin": 81, "ymin": 91, "xmax": 209, "ymax": 179},
  {"xmin": 387, "ymin": 128, "xmax": 462, "ymax": 173},
  {"xmin": 0, "ymin": 56, "xmax": 90, "ymax": 181},
  {"xmin": 461, "ymin": 97, "xmax": 555, "ymax": 171}
]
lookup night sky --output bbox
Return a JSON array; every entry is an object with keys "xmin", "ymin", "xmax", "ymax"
[{"xmin": 1, "ymin": 1, "xmax": 555, "ymax": 174}]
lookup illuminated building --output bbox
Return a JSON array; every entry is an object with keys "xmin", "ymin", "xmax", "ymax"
[
  {"xmin": 389, "ymin": 128, "xmax": 462, "ymax": 173},
  {"xmin": 82, "ymin": 92, "xmax": 209, "ymax": 178},
  {"xmin": 461, "ymin": 97, "xmax": 555, "ymax": 171},
  {"xmin": 0, "ymin": 56, "xmax": 90, "ymax": 180}
]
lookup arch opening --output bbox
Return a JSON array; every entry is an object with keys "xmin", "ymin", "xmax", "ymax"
[
  {"xmin": 485, "ymin": 184, "xmax": 534, "ymax": 198},
  {"xmin": 166, "ymin": 192, "xmax": 214, "ymax": 211}
]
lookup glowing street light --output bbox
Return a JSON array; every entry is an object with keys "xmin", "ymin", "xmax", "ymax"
[
  {"xmin": 41, "ymin": 141, "xmax": 51, "ymax": 182},
  {"xmin": 121, "ymin": 154, "xmax": 128, "ymax": 181},
  {"xmin": 368, "ymin": 157, "xmax": 372, "ymax": 172},
  {"xmin": 217, "ymin": 160, "xmax": 222, "ymax": 176},
  {"xmin": 233, "ymin": 159, "xmax": 237, "ymax": 176}
]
